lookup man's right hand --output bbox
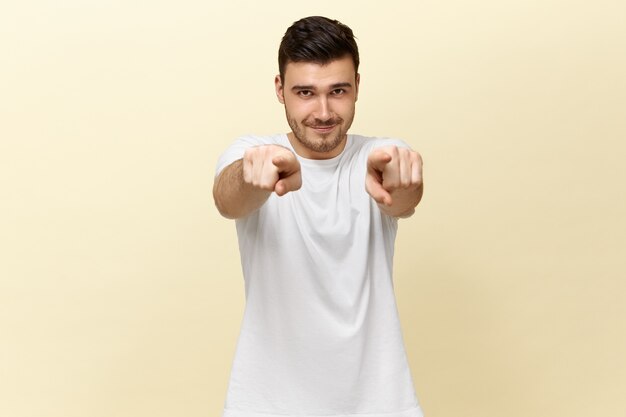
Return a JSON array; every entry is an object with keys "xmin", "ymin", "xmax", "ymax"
[{"xmin": 242, "ymin": 145, "xmax": 302, "ymax": 196}]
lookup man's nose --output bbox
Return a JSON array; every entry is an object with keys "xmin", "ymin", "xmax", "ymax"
[{"xmin": 314, "ymin": 96, "xmax": 331, "ymax": 121}]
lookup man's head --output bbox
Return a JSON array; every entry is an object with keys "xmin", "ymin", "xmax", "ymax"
[
  {"xmin": 278, "ymin": 16, "xmax": 359, "ymax": 84},
  {"xmin": 276, "ymin": 16, "xmax": 360, "ymax": 159}
]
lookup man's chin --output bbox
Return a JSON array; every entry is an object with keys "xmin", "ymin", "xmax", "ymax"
[{"xmin": 306, "ymin": 136, "xmax": 346, "ymax": 154}]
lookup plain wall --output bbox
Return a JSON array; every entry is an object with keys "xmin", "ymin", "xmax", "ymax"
[{"xmin": 1, "ymin": 1, "xmax": 624, "ymax": 416}]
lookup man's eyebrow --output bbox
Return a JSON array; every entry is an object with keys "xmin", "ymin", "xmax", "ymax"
[
  {"xmin": 329, "ymin": 82, "xmax": 353, "ymax": 89},
  {"xmin": 291, "ymin": 85, "xmax": 315, "ymax": 91},
  {"xmin": 291, "ymin": 82, "xmax": 353, "ymax": 91}
]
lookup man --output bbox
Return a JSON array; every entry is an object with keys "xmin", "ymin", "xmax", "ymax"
[{"xmin": 213, "ymin": 16, "xmax": 424, "ymax": 417}]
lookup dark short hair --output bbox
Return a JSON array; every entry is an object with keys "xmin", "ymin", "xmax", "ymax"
[{"xmin": 278, "ymin": 16, "xmax": 359, "ymax": 82}]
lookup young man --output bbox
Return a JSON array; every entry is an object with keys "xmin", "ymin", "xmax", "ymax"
[{"xmin": 214, "ymin": 16, "xmax": 424, "ymax": 417}]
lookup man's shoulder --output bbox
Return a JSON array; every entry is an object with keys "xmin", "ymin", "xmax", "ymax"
[
  {"xmin": 349, "ymin": 134, "xmax": 411, "ymax": 151},
  {"xmin": 232, "ymin": 133, "xmax": 289, "ymax": 147}
]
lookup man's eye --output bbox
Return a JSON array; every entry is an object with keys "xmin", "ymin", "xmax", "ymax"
[
  {"xmin": 298, "ymin": 90, "xmax": 313, "ymax": 97},
  {"xmin": 331, "ymin": 89, "xmax": 345, "ymax": 95}
]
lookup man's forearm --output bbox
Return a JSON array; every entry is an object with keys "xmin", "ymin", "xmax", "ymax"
[{"xmin": 213, "ymin": 160, "xmax": 272, "ymax": 219}]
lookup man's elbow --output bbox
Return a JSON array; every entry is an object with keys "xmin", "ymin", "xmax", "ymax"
[
  {"xmin": 213, "ymin": 178, "xmax": 237, "ymax": 219},
  {"xmin": 214, "ymin": 200, "xmax": 237, "ymax": 219},
  {"xmin": 213, "ymin": 190, "xmax": 240, "ymax": 220}
]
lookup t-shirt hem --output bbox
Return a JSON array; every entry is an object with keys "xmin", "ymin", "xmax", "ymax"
[{"xmin": 223, "ymin": 405, "xmax": 424, "ymax": 417}]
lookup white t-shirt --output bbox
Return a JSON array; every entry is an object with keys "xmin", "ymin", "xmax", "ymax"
[{"xmin": 216, "ymin": 133, "xmax": 423, "ymax": 417}]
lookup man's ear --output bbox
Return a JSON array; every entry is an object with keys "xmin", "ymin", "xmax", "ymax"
[
  {"xmin": 355, "ymin": 73, "xmax": 360, "ymax": 102},
  {"xmin": 275, "ymin": 75, "xmax": 285, "ymax": 104}
]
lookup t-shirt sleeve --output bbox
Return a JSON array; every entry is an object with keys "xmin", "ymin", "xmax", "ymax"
[
  {"xmin": 369, "ymin": 137, "xmax": 412, "ymax": 151},
  {"xmin": 215, "ymin": 135, "xmax": 282, "ymax": 177}
]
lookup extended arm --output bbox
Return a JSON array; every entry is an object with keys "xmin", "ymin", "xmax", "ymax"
[
  {"xmin": 213, "ymin": 145, "xmax": 302, "ymax": 219},
  {"xmin": 365, "ymin": 145, "xmax": 424, "ymax": 218}
]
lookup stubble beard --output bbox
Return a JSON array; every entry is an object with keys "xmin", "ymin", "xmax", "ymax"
[{"xmin": 286, "ymin": 112, "xmax": 353, "ymax": 155}]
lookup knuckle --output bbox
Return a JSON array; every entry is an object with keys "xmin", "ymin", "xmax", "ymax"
[
  {"xmin": 258, "ymin": 178, "xmax": 274, "ymax": 190},
  {"xmin": 385, "ymin": 180, "xmax": 399, "ymax": 191}
]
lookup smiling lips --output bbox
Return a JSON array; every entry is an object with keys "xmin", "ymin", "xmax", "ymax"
[
  {"xmin": 310, "ymin": 125, "xmax": 336, "ymax": 133},
  {"xmin": 305, "ymin": 119, "xmax": 341, "ymax": 134}
]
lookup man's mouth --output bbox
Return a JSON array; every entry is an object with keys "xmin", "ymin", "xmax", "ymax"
[
  {"xmin": 308, "ymin": 124, "xmax": 337, "ymax": 134},
  {"xmin": 304, "ymin": 120, "xmax": 339, "ymax": 134}
]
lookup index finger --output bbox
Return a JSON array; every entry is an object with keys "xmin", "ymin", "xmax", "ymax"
[
  {"xmin": 367, "ymin": 149, "xmax": 393, "ymax": 171},
  {"xmin": 272, "ymin": 153, "xmax": 299, "ymax": 173}
]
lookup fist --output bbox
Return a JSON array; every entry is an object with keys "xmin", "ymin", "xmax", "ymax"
[
  {"xmin": 243, "ymin": 145, "xmax": 302, "ymax": 196},
  {"xmin": 366, "ymin": 145, "xmax": 423, "ymax": 206}
]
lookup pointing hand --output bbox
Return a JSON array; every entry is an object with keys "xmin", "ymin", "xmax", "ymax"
[
  {"xmin": 243, "ymin": 145, "xmax": 302, "ymax": 196},
  {"xmin": 366, "ymin": 146, "xmax": 423, "ymax": 213}
]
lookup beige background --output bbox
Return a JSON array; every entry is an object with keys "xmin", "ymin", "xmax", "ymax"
[{"xmin": 1, "ymin": 1, "xmax": 625, "ymax": 416}]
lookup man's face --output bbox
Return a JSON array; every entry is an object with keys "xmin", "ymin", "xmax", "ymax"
[{"xmin": 275, "ymin": 56, "xmax": 359, "ymax": 159}]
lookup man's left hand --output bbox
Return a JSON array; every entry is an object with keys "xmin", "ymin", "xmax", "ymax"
[{"xmin": 366, "ymin": 146, "xmax": 423, "ymax": 217}]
